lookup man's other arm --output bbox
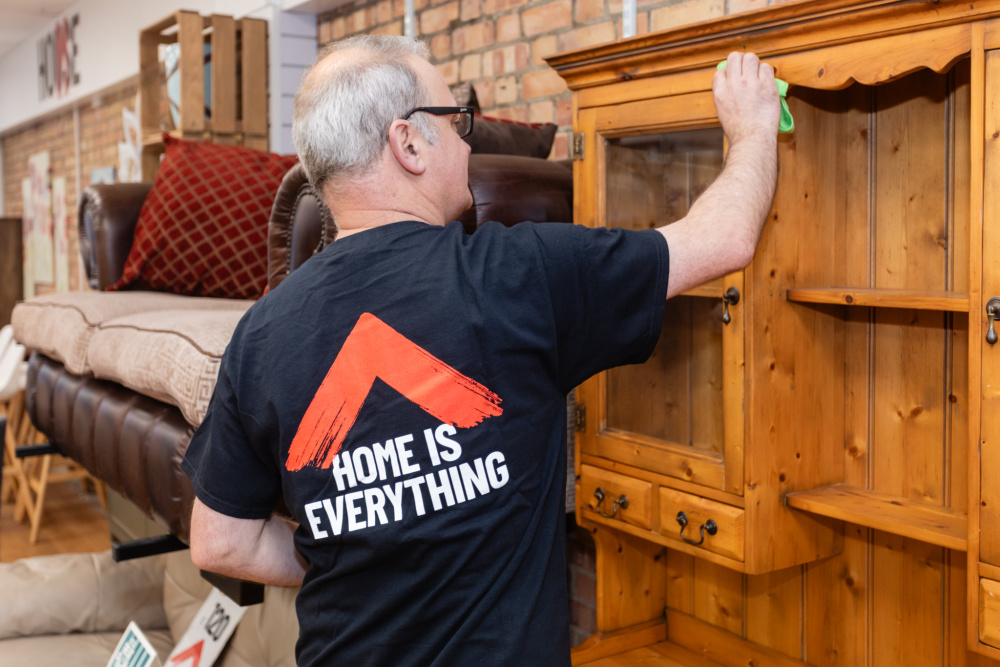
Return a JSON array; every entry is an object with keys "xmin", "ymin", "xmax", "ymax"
[
  {"xmin": 189, "ymin": 497, "xmax": 307, "ymax": 587},
  {"xmin": 659, "ymin": 51, "xmax": 780, "ymax": 299}
]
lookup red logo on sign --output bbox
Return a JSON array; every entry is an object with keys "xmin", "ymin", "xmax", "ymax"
[{"xmin": 286, "ymin": 313, "xmax": 503, "ymax": 471}]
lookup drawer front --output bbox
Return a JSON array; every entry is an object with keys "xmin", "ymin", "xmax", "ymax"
[
  {"xmin": 981, "ymin": 578, "xmax": 1000, "ymax": 648},
  {"xmin": 580, "ymin": 464, "xmax": 653, "ymax": 530},
  {"xmin": 659, "ymin": 486, "xmax": 744, "ymax": 561}
]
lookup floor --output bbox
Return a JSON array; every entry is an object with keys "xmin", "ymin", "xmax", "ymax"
[{"xmin": 0, "ymin": 478, "xmax": 111, "ymax": 562}]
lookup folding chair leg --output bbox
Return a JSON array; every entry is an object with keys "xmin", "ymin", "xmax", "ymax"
[{"xmin": 28, "ymin": 454, "xmax": 52, "ymax": 545}]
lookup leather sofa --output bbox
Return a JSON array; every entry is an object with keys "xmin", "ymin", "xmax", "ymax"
[{"xmin": 15, "ymin": 154, "xmax": 573, "ymax": 545}]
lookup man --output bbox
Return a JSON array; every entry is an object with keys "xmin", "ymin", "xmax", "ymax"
[{"xmin": 183, "ymin": 35, "xmax": 778, "ymax": 665}]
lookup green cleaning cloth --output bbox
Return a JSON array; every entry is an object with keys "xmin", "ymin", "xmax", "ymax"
[{"xmin": 716, "ymin": 61, "xmax": 794, "ymax": 134}]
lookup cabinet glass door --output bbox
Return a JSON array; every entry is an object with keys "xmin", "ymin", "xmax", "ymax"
[{"xmin": 575, "ymin": 110, "xmax": 745, "ymax": 495}]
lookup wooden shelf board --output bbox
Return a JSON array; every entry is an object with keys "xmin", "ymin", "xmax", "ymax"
[
  {"xmin": 786, "ymin": 484, "xmax": 966, "ymax": 551},
  {"xmin": 786, "ymin": 287, "xmax": 969, "ymax": 311}
]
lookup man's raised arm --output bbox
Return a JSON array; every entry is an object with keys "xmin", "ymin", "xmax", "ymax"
[{"xmin": 659, "ymin": 51, "xmax": 781, "ymax": 299}]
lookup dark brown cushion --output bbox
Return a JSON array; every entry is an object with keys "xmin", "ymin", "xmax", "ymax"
[{"xmin": 464, "ymin": 115, "xmax": 557, "ymax": 159}]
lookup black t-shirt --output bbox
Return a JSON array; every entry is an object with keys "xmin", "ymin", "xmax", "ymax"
[{"xmin": 182, "ymin": 219, "xmax": 669, "ymax": 666}]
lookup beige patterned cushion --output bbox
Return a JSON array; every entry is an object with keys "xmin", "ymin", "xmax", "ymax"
[
  {"xmin": 11, "ymin": 292, "xmax": 252, "ymax": 376},
  {"xmin": 86, "ymin": 307, "xmax": 251, "ymax": 426}
]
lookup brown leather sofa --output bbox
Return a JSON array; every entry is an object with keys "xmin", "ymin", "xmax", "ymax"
[{"xmin": 21, "ymin": 154, "xmax": 573, "ymax": 546}]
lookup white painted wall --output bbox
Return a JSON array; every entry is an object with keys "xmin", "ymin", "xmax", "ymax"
[{"xmin": 0, "ymin": 0, "xmax": 317, "ymax": 154}]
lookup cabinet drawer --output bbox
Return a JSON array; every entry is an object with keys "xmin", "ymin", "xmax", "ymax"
[
  {"xmin": 981, "ymin": 578, "xmax": 1000, "ymax": 648},
  {"xmin": 659, "ymin": 486, "xmax": 744, "ymax": 561},
  {"xmin": 580, "ymin": 464, "xmax": 653, "ymax": 530}
]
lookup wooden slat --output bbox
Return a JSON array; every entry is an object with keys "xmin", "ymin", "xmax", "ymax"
[
  {"xmin": 240, "ymin": 18, "xmax": 269, "ymax": 140},
  {"xmin": 786, "ymin": 287, "xmax": 970, "ymax": 311},
  {"xmin": 210, "ymin": 15, "xmax": 237, "ymax": 137},
  {"xmin": 693, "ymin": 558, "xmax": 744, "ymax": 636},
  {"xmin": 177, "ymin": 11, "xmax": 205, "ymax": 135},
  {"xmin": 571, "ymin": 619, "xmax": 667, "ymax": 665},
  {"xmin": 666, "ymin": 609, "xmax": 811, "ymax": 667},
  {"xmin": 576, "ymin": 638, "xmax": 726, "ymax": 667},
  {"xmin": 786, "ymin": 484, "xmax": 967, "ymax": 551}
]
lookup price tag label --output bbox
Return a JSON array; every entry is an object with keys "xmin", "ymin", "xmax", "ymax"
[
  {"xmin": 165, "ymin": 588, "xmax": 248, "ymax": 667},
  {"xmin": 106, "ymin": 621, "xmax": 162, "ymax": 667}
]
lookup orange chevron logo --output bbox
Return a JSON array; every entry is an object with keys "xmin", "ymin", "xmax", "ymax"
[{"xmin": 285, "ymin": 313, "xmax": 503, "ymax": 472}]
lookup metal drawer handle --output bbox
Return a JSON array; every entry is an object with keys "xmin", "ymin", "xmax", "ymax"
[
  {"xmin": 676, "ymin": 511, "xmax": 718, "ymax": 546},
  {"xmin": 593, "ymin": 487, "xmax": 629, "ymax": 519}
]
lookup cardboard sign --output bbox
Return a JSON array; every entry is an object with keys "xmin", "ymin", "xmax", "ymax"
[
  {"xmin": 106, "ymin": 621, "xmax": 162, "ymax": 667},
  {"xmin": 165, "ymin": 588, "xmax": 247, "ymax": 667}
]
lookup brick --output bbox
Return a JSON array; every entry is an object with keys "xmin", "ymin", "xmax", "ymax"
[
  {"xmin": 569, "ymin": 600, "xmax": 597, "ymax": 634},
  {"xmin": 484, "ymin": 0, "xmax": 529, "ymax": 13},
  {"xmin": 372, "ymin": 20, "xmax": 404, "ymax": 35},
  {"xmin": 531, "ymin": 35, "xmax": 559, "ymax": 66},
  {"xmin": 460, "ymin": 53, "xmax": 482, "ymax": 80},
  {"xmin": 494, "ymin": 75, "xmax": 518, "ymax": 105},
  {"xmin": 420, "ymin": 1, "xmax": 459, "ymax": 34},
  {"xmin": 496, "ymin": 14, "xmax": 521, "ymax": 43},
  {"xmin": 452, "ymin": 21, "xmax": 495, "ymax": 54},
  {"xmin": 437, "ymin": 59, "xmax": 460, "ymax": 85},
  {"xmin": 557, "ymin": 98, "xmax": 573, "ymax": 127},
  {"xmin": 726, "ymin": 0, "xmax": 767, "ymax": 13},
  {"xmin": 376, "ymin": 0, "xmax": 393, "ymax": 23},
  {"xmin": 474, "ymin": 81, "xmax": 495, "ymax": 109},
  {"xmin": 486, "ymin": 44, "xmax": 530, "ymax": 77},
  {"xmin": 521, "ymin": 67, "xmax": 567, "ymax": 99},
  {"xmin": 637, "ymin": 11, "xmax": 650, "ymax": 35},
  {"xmin": 522, "ymin": 0, "xmax": 572, "ymax": 36},
  {"xmin": 558, "ymin": 21, "xmax": 615, "ymax": 51},
  {"xmin": 431, "ymin": 34, "xmax": 452, "ymax": 59},
  {"xmin": 509, "ymin": 104, "xmax": 529, "ymax": 122},
  {"xmin": 571, "ymin": 568, "xmax": 597, "ymax": 605},
  {"xmin": 394, "ymin": 0, "xmax": 406, "ymax": 18},
  {"xmin": 461, "ymin": 0, "xmax": 483, "ymax": 21},
  {"xmin": 576, "ymin": 0, "xmax": 605, "ymax": 23},
  {"xmin": 551, "ymin": 131, "xmax": 569, "ymax": 159},
  {"xmin": 651, "ymin": 0, "xmax": 724, "ymax": 32},
  {"xmin": 528, "ymin": 100, "xmax": 554, "ymax": 124}
]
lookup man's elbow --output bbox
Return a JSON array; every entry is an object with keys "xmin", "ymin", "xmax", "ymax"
[{"xmin": 189, "ymin": 500, "xmax": 247, "ymax": 575}]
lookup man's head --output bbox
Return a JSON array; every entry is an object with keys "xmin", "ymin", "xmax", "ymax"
[{"xmin": 293, "ymin": 35, "xmax": 472, "ymax": 223}]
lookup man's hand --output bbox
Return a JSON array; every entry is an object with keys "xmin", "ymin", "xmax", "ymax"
[{"xmin": 713, "ymin": 52, "xmax": 781, "ymax": 147}]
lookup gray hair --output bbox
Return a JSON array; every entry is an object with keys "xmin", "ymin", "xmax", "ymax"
[{"xmin": 292, "ymin": 35, "xmax": 439, "ymax": 194}]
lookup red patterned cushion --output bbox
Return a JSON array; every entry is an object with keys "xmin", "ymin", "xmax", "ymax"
[{"xmin": 108, "ymin": 135, "xmax": 299, "ymax": 299}]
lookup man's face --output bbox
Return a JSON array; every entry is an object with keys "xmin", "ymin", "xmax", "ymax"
[{"xmin": 407, "ymin": 55, "xmax": 474, "ymax": 221}]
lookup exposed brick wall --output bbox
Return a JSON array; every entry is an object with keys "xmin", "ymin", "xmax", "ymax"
[
  {"xmin": 566, "ymin": 515, "xmax": 597, "ymax": 647},
  {"xmin": 317, "ymin": 0, "xmax": 771, "ymax": 159},
  {"xmin": 1, "ymin": 80, "xmax": 137, "ymax": 294}
]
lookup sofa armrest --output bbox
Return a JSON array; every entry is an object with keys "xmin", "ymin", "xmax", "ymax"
[
  {"xmin": 0, "ymin": 550, "xmax": 168, "ymax": 639},
  {"xmin": 79, "ymin": 183, "xmax": 153, "ymax": 290}
]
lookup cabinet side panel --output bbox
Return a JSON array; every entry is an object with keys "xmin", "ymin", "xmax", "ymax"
[{"xmin": 744, "ymin": 84, "xmax": 852, "ymax": 572}]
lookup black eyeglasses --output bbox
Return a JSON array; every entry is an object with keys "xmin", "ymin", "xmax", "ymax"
[{"xmin": 402, "ymin": 106, "xmax": 475, "ymax": 138}]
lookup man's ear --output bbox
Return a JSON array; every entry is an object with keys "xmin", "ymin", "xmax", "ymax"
[{"xmin": 388, "ymin": 119, "xmax": 427, "ymax": 176}]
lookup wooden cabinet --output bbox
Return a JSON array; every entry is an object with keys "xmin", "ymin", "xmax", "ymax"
[{"xmin": 548, "ymin": 0, "xmax": 1000, "ymax": 662}]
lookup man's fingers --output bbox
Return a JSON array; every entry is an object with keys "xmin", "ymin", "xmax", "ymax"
[
  {"xmin": 741, "ymin": 52, "xmax": 760, "ymax": 77},
  {"xmin": 758, "ymin": 61, "xmax": 775, "ymax": 82},
  {"xmin": 726, "ymin": 51, "xmax": 742, "ymax": 77}
]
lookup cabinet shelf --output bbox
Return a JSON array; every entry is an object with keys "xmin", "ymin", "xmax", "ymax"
[
  {"xmin": 786, "ymin": 287, "xmax": 969, "ymax": 312},
  {"xmin": 785, "ymin": 484, "xmax": 966, "ymax": 551}
]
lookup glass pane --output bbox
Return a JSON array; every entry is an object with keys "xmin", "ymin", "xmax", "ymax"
[
  {"xmin": 607, "ymin": 296, "xmax": 724, "ymax": 453},
  {"xmin": 604, "ymin": 129, "xmax": 725, "ymax": 453},
  {"xmin": 605, "ymin": 128, "xmax": 724, "ymax": 232}
]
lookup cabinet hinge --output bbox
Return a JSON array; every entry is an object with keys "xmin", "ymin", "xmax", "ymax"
[
  {"xmin": 575, "ymin": 404, "xmax": 587, "ymax": 432},
  {"xmin": 571, "ymin": 132, "xmax": 585, "ymax": 161}
]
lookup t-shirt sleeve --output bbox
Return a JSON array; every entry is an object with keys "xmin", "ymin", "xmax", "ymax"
[
  {"xmin": 531, "ymin": 223, "xmax": 669, "ymax": 391},
  {"xmin": 181, "ymin": 341, "xmax": 282, "ymax": 520}
]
